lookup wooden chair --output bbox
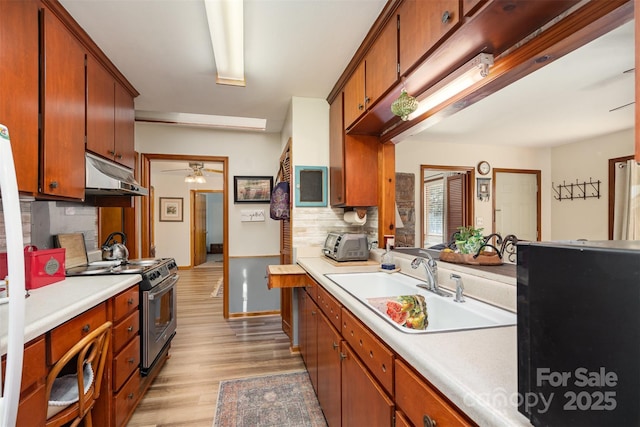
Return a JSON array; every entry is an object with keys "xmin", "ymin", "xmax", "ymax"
[{"xmin": 45, "ymin": 321, "xmax": 112, "ymax": 427}]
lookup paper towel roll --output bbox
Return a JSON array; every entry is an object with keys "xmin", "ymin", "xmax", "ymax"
[{"xmin": 344, "ymin": 211, "xmax": 367, "ymax": 225}]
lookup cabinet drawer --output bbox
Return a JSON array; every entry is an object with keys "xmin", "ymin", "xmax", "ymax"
[
  {"xmin": 341, "ymin": 308, "xmax": 394, "ymax": 395},
  {"xmin": 115, "ymin": 368, "xmax": 141, "ymax": 427},
  {"xmin": 395, "ymin": 358, "xmax": 473, "ymax": 427},
  {"xmin": 48, "ymin": 302, "xmax": 107, "ymax": 365},
  {"xmin": 113, "ymin": 335, "xmax": 140, "ymax": 392},
  {"xmin": 112, "ymin": 310, "xmax": 140, "ymax": 353},
  {"xmin": 317, "ymin": 285, "xmax": 341, "ymax": 331},
  {"xmin": 113, "ymin": 285, "xmax": 139, "ymax": 322},
  {"xmin": 305, "ymin": 274, "xmax": 318, "ymax": 303}
]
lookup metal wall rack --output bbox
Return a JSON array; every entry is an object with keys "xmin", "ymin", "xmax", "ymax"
[{"xmin": 552, "ymin": 178, "xmax": 601, "ymax": 201}]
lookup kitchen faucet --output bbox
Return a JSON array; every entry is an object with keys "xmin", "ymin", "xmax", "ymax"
[{"xmin": 411, "ymin": 255, "xmax": 450, "ymax": 297}]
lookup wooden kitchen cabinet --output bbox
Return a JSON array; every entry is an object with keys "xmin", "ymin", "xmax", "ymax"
[
  {"xmin": 398, "ymin": 0, "xmax": 461, "ymax": 76},
  {"xmin": 395, "ymin": 358, "xmax": 473, "ymax": 427},
  {"xmin": 2, "ymin": 336, "xmax": 47, "ymax": 426},
  {"xmin": 0, "ymin": 0, "xmax": 40, "ymax": 194},
  {"xmin": 341, "ymin": 342, "xmax": 394, "ymax": 427},
  {"xmin": 317, "ymin": 311, "xmax": 342, "ymax": 427},
  {"xmin": 343, "ymin": 17, "xmax": 398, "ymax": 130},
  {"xmin": 40, "ymin": 6, "xmax": 87, "ymax": 200},
  {"xmin": 329, "ymin": 95, "xmax": 379, "ymax": 208},
  {"xmin": 87, "ymin": 54, "xmax": 136, "ymax": 170}
]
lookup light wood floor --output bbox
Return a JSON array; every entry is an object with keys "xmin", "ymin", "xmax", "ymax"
[{"xmin": 127, "ymin": 264, "xmax": 305, "ymax": 426}]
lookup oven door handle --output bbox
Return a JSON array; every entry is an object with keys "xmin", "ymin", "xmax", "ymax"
[{"xmin": 147, "ymin": 274, "xmax": 179, "ymax": 300}]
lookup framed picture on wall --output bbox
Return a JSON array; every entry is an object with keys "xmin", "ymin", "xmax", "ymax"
[
  {"xmin": 159, "ymin": 197, "xmax": 184, "ymax": 222},
  {"xmin": 234, "ymin": 176, "xmax": 273, "ymax": 203}
]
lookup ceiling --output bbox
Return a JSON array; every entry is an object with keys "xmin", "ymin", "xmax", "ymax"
[{"xmin": 60, "ymin": 0, "xmax": 634, "ymax": 148}]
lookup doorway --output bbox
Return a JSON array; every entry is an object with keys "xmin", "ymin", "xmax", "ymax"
[
  {"xmin": 492, "ymin": 168, "xmax": 541, "ymax": 241},
  {"xmin": 192, "ymin": 191, "xmax": 224, "ymax": 266},
  {"xmin": 140, "ymin": 153, "xmax": 230, "ymax": 318}
]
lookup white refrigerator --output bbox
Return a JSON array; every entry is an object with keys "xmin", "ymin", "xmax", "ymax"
[{"xmin": 0, "ymin": 124, "xmax": 26, "ymax": 426}]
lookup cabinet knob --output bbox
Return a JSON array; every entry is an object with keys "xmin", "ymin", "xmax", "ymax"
[
  {"xmin": 127, "ymin": 298, "xmax": 134, "ymax": 305},
  {"xmin": 311, "ymin": 310, "xmax": 317, "ymax": 316},
  {"xmin": 423, "ymin": 414, "xmax": 437, "ymax": 427},
  {"xmin": 340, "ymin": 352, "xmax": 347, "ymax": 361},
  {"xmin": 116, "ymin": 153, "xmax": 123, "ymax": 159},
  {"xmin": 127, "ymin": 393, "xmax": 135, "ymax": 400},
  {"xmin": 332, "ymin": 342, "xmax": 339, "ymax": 350},
  {"xmin": 365, "ymin": 96, "xmax": 371, "ymax": 105},
  {"xmin": 128, "ymin": 357, "xmax": 135, "ymax": 364},
  {"xmin": 49, "ymin": 181, "xmax": 58, "ymax": 189},
  {"xmin": 108, "ymin": 150, "xmax": 116, "ymax": 156},
  {"xmin": 358, "ymin": 103, "xmax": 364, "ymax": 111},
  {"xmin": 441, "ymin": 10, "xmax": 451, "ymax": 23},
  {"xmin": 82, "ymin": 324, "xmax": 90, "ymax": 333},
  {"xmin": 127, "ymin": 326, "xmax": 134, "ymax": 332}
]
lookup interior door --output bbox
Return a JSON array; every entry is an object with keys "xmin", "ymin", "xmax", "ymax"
[
  {"xmin": 445, "ymin": 173, "xmax": 468, "ymax": 241},
  {"xmin": 193, "ymin": 192, "xmax": 207, "ymax": 266},
  {"xmin": 494, "ymin": 170, "xmax": 539, "ymax": 241}
]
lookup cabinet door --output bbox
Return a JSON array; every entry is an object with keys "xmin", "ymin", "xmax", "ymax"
[
  {"xmin": 365, "ymin": 16, "xmax": 398, "ymax": 108},
  {"xmin": 87, "ymin": 55, "xmax": 116, "ymax": 162},
  {"xmin": 41, "ymin": 7, "xmax": 86, "ymax": 199},
  {"xmin": 114, "ymin": 82, "xmax": 136, "ymax": 169},
  {"xmin": 329, "ymin": 95, "xmax": 345, "ymax": 206},
  {"xmin": 341, "ymin": 342, "xmax": 394, "ymax": 427},
  {"xmin": 317, "ymin": 313, "xmax": 342, "ymax": 427},
  {"xmin": 303, "ymin": 291, "xmax": 319, "ymax": 393},
  {"xmin": 398, "ymin": 0, "xmax": 460, "ymax": 76},
  {"xmin": 342, "ymin": 61, "xmax": 366, "ymax": 129},
  {"xmin": 342, "ymin": 134, "xmax": 378, "ymax": 207},
  {"xmin": 0, "ymin": 0, "xmax": 39, "ymax": 193}
]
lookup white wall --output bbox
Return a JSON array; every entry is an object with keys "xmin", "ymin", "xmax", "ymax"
[
  {"xmin": 396, "ymin": 138, "xmax": 552, "ymax": 243},
  {"xmin": 136, "ymin": 123, "xmax": 282, "ymax": 265},
  {"xmin": 550, "ymin": 128, "xmax": 634, "ymax": 240}
]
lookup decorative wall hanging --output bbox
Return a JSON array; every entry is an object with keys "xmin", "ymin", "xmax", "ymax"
[
  {"xmin": 477, "ymin": 178, "xmax": 490, "ymax": 201},
  {"xmin": 159, "ymin": 197, "xmax": 183, "ymax": 222},
  {"xmin": 295, "ymin": 166, "xmax": 327, "ymax": 207},
  {"xmin": 234, "ymin": 176, "xmax": 273, "ymax": 203},
  {"xmin": 552, "ymin": 178, "xmax": 601, "ymax": 201}
]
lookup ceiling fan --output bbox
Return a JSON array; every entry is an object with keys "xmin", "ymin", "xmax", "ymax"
[{"xmin": 161, "ymin": 162, "xmax": 223, "ymax": 183}]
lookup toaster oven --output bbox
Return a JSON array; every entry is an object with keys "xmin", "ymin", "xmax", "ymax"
[{"xmin": 323, "ymin": 232, "xmax": 369, "ymax": 262}]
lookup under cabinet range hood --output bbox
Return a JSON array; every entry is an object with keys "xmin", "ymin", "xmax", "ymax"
[{"xmin": 85, "ymin": 152, "xmax": 148, "ymax": 196}]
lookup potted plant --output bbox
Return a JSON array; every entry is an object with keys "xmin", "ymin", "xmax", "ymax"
[{"xmin": 454, "ymin": 226, "xmax": 485, "ymax": 255}]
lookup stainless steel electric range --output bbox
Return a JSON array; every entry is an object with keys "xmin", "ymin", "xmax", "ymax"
[{"xmin": 65, "ymin": 257, "xmax": 178, "ymax": 376}]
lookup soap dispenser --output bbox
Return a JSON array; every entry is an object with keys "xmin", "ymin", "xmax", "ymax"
[{"xmin": 381, "ymin": 242, "xmax": 396, "ymax": 270}]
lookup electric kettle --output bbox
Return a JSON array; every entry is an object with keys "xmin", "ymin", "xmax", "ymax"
[{"xmin": 101, "ymin": 232, "xmax": 129, "ymax": 261}]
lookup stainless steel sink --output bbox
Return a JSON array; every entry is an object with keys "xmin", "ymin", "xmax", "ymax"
[{"xmin": 325, "ymin": 272, "xmax": 516, "ymax": 334}]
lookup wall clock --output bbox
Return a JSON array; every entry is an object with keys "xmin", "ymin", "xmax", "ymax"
[{"xmin": 477, "ymin": 161, "xmax": 491, "ymax": 175}]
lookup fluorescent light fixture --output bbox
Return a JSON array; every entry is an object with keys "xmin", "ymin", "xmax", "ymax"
[
  {"xmin": 410, "ymin": 53, "xmax": 494, "ymax": 119},
  {"xmin": 204, "ymin": 0, "xmax": 245, "ymax": 86},
  {"xmin": 135, "ymin": 111, "xmax": 266, "ymax": 131}
]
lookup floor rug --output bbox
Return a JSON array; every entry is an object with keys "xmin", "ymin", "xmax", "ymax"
[{"xmin": 212, "ymin": 371, "xmax": 327, "ymax": 427}]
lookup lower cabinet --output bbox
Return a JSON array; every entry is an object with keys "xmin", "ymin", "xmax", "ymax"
[
  {"xmin": 303, "ymin": 276, "xmax": 475, "ymax": 427},
  {"xmin": 341, "ymin": 342, "xmax": 394, "ymax": 427}
]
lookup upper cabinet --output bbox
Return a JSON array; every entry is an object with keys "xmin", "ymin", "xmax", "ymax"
[
  {"xmin": 40, "ymin": 6, "xmax": 87, "ymax": 200},
  {"xmin": 398, "ymin": 0, "xmax": 460, "ymax": 76},
  {"xmin": 343, "ymin": 17, "xmax": 398, "ymax": 130},
  {"xmin": 1, "ymin": 0, "xmax": 139, "ymax": 200},
  {"xmin": 87, "ymin": 55, "xmax": 136, "ymax": 169},
  {"xmin": 0, "ymin": 0, "xmax": 40, "ymax": 194}
]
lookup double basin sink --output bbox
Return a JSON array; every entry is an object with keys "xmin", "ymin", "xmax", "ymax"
[{"xmin": 325, "ymin": 272, "xmax": 516, "ymax": 334}]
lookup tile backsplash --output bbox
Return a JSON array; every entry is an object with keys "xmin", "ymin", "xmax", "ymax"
[{"xmin": 0, "ymin": 200, "xmax": 97, "ymax": 252}]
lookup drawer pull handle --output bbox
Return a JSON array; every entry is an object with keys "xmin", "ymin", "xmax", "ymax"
[
  {"xmin": 311, "ymin": 310, "xmax": 316, "ymax": 316},
  {"xmin": 423, "ymin": 414, "xmax": 437, "ymax": 427},
  {"xmin": 369, "ymin": 350, "xmax": 374, "ymax": 359},
  {"xmin": 382, "ymin": 364, "xmax": 386, "ymax": 373},
  {"xmin": 82, "ymin": 324, "xmax": 90, "ymax": 333},
  {"xmin": 127, "ymin": 393, "xmax": 135, "ymax": 400},
  {"xmin": 332, "ymin": 342, "xmax": 339, "ymax": 350},
  {"xmin": 127, "ymin": 298, "xmax": 134, "ymax": 305},
  {"xmin": 127, "ymin": 326, "xmax": 134, "ymax": 332},
  {"xmin": 441, "ymin": 10, "xmax": 451, "ymax": 23},
  {"xmin": 359, "ymin": 339, "xmax": 363, "ymax": 348},
  {"xmin": 340, "ymin": 352, "xmax": 347, "ymax": 361}
]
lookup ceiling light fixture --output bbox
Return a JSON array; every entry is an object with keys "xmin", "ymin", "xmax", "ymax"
[
  {"xmin": 204, "ymin": 0, "xmax": 245, "ymax": 87},
  {"xmin": 409, "ymin": 53, "xmax": 494, "ymax": 120},
  {"xmin": 185, "ymin": 169, "xmax": 207, "ymax": 184}
]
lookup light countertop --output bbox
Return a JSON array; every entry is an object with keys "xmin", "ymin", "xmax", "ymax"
[
  {"xmin": 1, "ymin": 274, "xmax": 141, "ymax": 355},
  {"xmin": 297, "ymin": 255, "xmax": 531, "ymax": 427}
]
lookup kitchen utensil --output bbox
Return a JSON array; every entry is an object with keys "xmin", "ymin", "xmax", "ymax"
[{"xmin": 101, "ymin": 232, "xmax": 129, "ymax": 261}]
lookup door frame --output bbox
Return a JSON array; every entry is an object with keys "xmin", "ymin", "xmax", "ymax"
[
  {"xmin": 492, "ymin": 168, "xmax": 541, "ymax": 241},
  {"xmin": 140, "ymin": 153, "xmax": 230, "ymax": 318}
]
